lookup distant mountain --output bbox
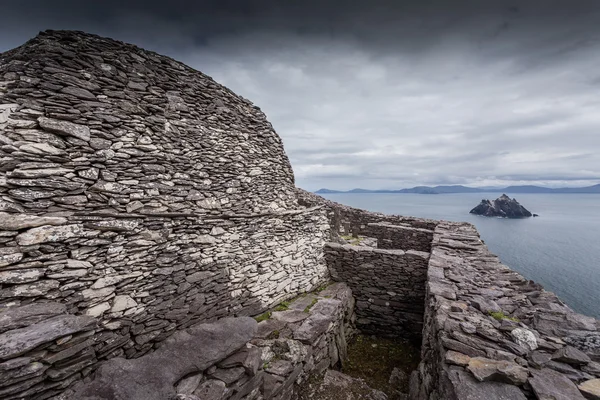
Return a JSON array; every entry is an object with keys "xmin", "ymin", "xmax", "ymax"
[{"xmin": 314, "ymin": 184, "xmax": 600, "ymax": 195}]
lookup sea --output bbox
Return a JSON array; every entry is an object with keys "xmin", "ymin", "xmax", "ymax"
[{"xmin": 320, "ymin": 192, "xmax": 600, "ymax": 319}]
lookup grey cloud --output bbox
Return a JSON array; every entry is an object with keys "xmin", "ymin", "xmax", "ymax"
[{"xmin": 1, "ymin": 0, "xmax": 600, "ymax": 190}]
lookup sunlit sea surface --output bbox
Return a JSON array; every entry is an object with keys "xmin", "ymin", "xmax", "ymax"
[{"xmin": 320, "ymin": 192, "xmax": 600, "ymax": 319}]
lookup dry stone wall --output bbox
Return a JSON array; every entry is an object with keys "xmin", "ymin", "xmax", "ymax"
[
  {"xmin": 296, "ymin": 189, "xmax": 438, "ymax": 239},
  {"xmin": 63, "ymin": 282, "xmax": 355, "ymax": 400},
  {"xmin": 0, "ymin": 31, "xmax": 332, "ymax": 399},
  {"xmin": 364, "ymin": 222, "xmax": 433, "ymax": 252},
  {"xmin": 413, "ymin": 222, "xmax": 600, "ymax": 400},
  {"xmin": 324, "ymin": 243, "xmax": 428, "ymax": 341}
]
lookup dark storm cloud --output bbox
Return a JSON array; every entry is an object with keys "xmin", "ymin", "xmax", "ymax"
[{"xmin": 2, "ymin": 0, "xmax": 600, "ymax": 190}]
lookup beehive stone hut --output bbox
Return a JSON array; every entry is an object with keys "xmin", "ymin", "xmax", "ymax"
[{"xmin": 0, "ymin": 30, "xmax": 330, "ymax": 399}]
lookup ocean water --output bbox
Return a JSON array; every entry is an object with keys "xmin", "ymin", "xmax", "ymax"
[{"xmin": 320, "ymin": 192, "xmax": 600, "ymax": 319}]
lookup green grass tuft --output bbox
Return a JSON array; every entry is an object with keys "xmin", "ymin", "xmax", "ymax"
[
  {"xmin": 254, "ymin": 311, "xmax": 272, "ymax": 322},
  {"xmin": 488, "ymin": 311, "xmax": 519, "ymax": 322},
  {"xmin": 274, "ymin": 301, "xmax": 291, "ymax": 312},
  {"xmin": 304, "ymin": 298, "xmax": 319, "ymax": 313}
]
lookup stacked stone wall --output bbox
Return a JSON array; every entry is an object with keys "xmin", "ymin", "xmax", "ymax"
[
  {"xmin": 413, "ymin": 222, "xmax": 600, "ymax": 400},
  {"xmin": 65, "ymin": 283, "xmax": 355, "ymax": 400},
  {"xmin": 296, "ymin": 189, "xmax": 438, "ymax": 239},
  {"xmin": 364, "ymin": 222, "xmax": 433, "ymax": 252},
  {"xmin": 324, "ymin": 243, "xmax": 428, "ymax": 341}
]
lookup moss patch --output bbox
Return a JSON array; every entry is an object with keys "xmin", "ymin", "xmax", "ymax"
[
  {"xmin": 274, "ymin": 301, "xmax": 291, "ymax": 312},
  {"xmin": 343, "ymin": 335, "xmax": 420, "ymax": 399},
  {"xmin": 254, "ymin": 311, "xmax": 272, "ymax": 322},
  {"xmin": 304, "ymin": 298, "xmax": 319, "ymax": 313},
  {"xmin": 488, "ymin": 311, "xmax": 519, "ymax": 322}
]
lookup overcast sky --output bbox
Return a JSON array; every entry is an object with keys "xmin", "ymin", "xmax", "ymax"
[{"xmin": 1, "ymin": 0, "xmax": 600, "ymax": 190}]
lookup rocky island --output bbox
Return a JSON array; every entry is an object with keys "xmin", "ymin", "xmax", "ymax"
[{"xmin": 470, "ymin": 194, "xmax": 533, "ymax": 218}]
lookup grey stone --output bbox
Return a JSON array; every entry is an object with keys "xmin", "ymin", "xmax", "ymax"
[
  {"xmin": 294, "ymin": 313, "xmax": 333, "ymax": 344},
  {"xmin": 471, "ymin": 296, "xmax": 501, "ymax": 313},
  {"xmin": 0, "ymin": 251, "xmax": 23, "ymax": 268},
  {"xmin": 8, "ymin": 168, "xmax": 72, "ymax": 178},
  {"xmin": 69, "ymin": 317, "xmax": 257, "ymax": 400},
  {"xmin": 0, "ymin": 315, "xmax": 96, "ymax": 360},
  {"xmin": 467, "ymin": 357, "xmax": 529, "ymax": 385},
  {"xmin": 38, "ymin": 116, "xmax": 91, "ymax": 142},
  {"xmin": 445, "ymin": 350, "xmax": 471, "ymax": 366},
  {"xmin": 0, "ymin": 268, "xmax": 44, "ymax": 284},
  {"xmin": 175, "ymin": 373, "xmax": 202, "ymax": 395},
  {"xmin": 193, "ymin": 380, "xmax": 226, "ymax": 399},
  {"xmin": 511, "ymin": 328, "xmax": 538, "ymax": 351},
  {"xmin": 448, "ymin": 367, "xmax": 527, "ymax": 400},
  {"xmin": 15, "ymin": 224, "xmax": 90, "ymax": 245},
  {"xmin": 265, "ymin": 360, "xmax": 294, "ymax": 376},
  {"xmin": 111, "ymin": 295, "xmax": 137, "ymax": 312},
  {"xmin": 583, "ymin": 362, "xmax": 600, "ymax": 377},
  {"xmin": 0, "ymin": 280, "xmax": 60, "ymax": 298},
  {"xmin": 0, "ymin": 303, "xmax": 67, "ymax": 333},
  {"xmin": 528, "ymin": 368, "xmax": 586, "ymax": 400},
  {"xmin": 0, "ymin": 212, "xmax": 67, "ymax": 230},
  {"xmin": 552, "ymin": 345, "xmax": 592, "ymax": 366},
  {"xmin": 61, "ymin": 85, "xmax": 97, "ymax": 100},
  {"xmin": 210, "ymin": 366, "xmax": 245, "ymax": 385},
  {"xmin": 579, "ymin": 379, "xmax": 600, "ymax": 400}
]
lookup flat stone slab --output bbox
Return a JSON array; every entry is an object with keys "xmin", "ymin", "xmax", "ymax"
[
  {"xmin": 0, "ymin": 303, "xmax": 67, "ymax": 333},
  {"xmin": 448, "ymin": 367, "xmax": 527, "ymax": 400},
  {"xmin": 69, "ymin": 317, "xmax": 257, "ymax": 400},
  {"xmin": 0, "ymin": 314, "xmax": 96, "ymax": 360},
  {"xmin": 529, "ymin": 368, "xmax": 586, "ymax": 400},
  {"xmin": 579, "ymin": 378, "xmax": 600, "ymax": 400},
  {"xmin": 0, "ymin": 212, "xmax": 67, "ymax": 230},
  {"xmin": 38, "ymin": 116, "xmax": 91, "ymax": 141}
]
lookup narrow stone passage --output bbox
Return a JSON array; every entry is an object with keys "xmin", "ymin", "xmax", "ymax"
[{"xmin": 343, "ymin": 335, "xmax": 420, "ymax": 399}]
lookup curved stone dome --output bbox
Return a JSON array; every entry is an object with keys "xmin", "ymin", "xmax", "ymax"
[{"xmin": 0, "ymin": 30, "xmax": 297, "ymax": 216}]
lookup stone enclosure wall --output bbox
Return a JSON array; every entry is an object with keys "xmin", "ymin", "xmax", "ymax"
[
  {"xmin": 0, "ymin": 31, "xmax": 332, "ymax": 400},
  {"xmin": 364, "ymin": 222, "xmax": 433, "ymax": 252},
  {"xmin": 412, "ymin": 222, "xmax": 600, "ymax": 400},
  {"xmin": 325, "ymin": 243, "xmax": 428, "ymax": 341},
  {"xmin": 64, "ymin": 282, "xmax": 355, "ymax": 400}
]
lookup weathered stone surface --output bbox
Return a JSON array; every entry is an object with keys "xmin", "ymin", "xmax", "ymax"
[
  {"xmin": 111, "ymin": 295, "xmax": 137, "ymax": 312},
  {"xmin": 69, "ymin": 317, "xmax": 256, "ymax": 399},
  {"xmin": 552, "ymin": 345, "xmax": 592, "ymax": 366},
  {"xmin": 0, "ymin": 212, "xmax": 67, "ymax": 230},
  {"xmin": 511, "ymin": 328, "xmax": 538, "ymax": 351},
  {"xmin": 448, "ymin": 367, "xmax": 527, "ymax": 400},
  {"xmin": 0, "ymin": 280, "xmax": 60, "ymax": 298},
  {"xmin": 0, "ymin": 251, "xmax": 23, "ymax": 267},
  {"xmin": 175, "ymin": 373, "xmax": 202, "ymax": 395},
  {"xmin": 467, "ymin": 357, "xmax": 529, "ymax": 384},
  {"xmin": 15, "ymin": 224, "xmax": 89, "ymax": 245},
  {"xmin": 0, "ymin": 268, "xmax": 44, "ymax": 284},
  {"xmin": 0, "ymin": 303, "xmax": 67, "ymax": 333},
  {"xmin": 579, "ymin": 379, "xmax": 600, "ymax": 400},
  {"xmin": 529, "ymin": 368, "xmax": 586, "ymax": 400},
  {"xmin": 445, "ymin": 350, "xmax": 471, "ymax": 366},
  {"xmin": 194, "ymin": 380, "xmax": 226, "ymax": 399},
  {"xmin": 38, "ymin": 116, "xmax": 91, "ymax": 141},
  {"xmin": 0, "ymin": 315, "xmax": 96, "ymax": 360}
]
